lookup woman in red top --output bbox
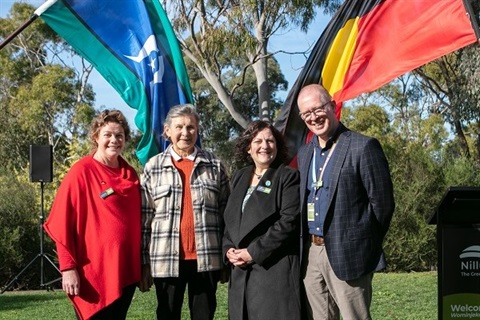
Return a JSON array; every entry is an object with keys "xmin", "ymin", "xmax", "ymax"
[{"xmin": 44, "ymin": 110, "xmax": 141, "ymax": 320}]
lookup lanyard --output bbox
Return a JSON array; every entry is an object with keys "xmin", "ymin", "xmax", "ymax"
[{"xmin": 311, "ymin": 142, "xmax": 337, "ymax": 190}]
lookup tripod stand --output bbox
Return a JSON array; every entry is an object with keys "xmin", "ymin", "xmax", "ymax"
[{"xmin": 1, "ymin": 181, "xmax": 61, "ymax": 293}]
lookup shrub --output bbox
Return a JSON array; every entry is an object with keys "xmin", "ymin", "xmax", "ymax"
[{"xmin": 0, "ymin": 171, "xmax": 58, "ymax": 290}]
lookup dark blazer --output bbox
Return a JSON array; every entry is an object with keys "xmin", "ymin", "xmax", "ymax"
[
  {"xmin": 223, "ymin": 163, "xmax": 302, "ymax": 320},
  {"xmin": 298, "ymin": 123, "xmax": 395, "ymax": 281}
]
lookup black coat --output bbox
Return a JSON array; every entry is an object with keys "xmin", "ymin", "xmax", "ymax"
[{"xmin": 223, "ymin": 164, "xmax": 302, "ymax": 320}]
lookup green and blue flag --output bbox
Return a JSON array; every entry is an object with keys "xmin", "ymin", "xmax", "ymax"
[{"xmin": 35, "ymin": 0, "xmax": 193, "ymax": 165}]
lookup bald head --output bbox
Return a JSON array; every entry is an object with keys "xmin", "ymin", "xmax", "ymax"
[
  {"xmin": 297, "ymin": 84, "xmax": 338, "ymax": 147},
  {"xmin": 297, "ymin": 84, "xmax": 332, "ymax": 105}
]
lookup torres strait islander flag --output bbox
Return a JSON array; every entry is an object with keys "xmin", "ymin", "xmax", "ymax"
[
  {"xmin": 35, "ymin": 0, "xmax": 193, "ymax": 165},
  {"xmin": 275, "ymin": 0, "xmax": 479, "ymax": 164}
]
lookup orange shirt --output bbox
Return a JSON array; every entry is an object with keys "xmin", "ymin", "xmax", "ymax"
[{"xmin": 172, "ymin": 158, "xmax": 197, "ymax": 260}]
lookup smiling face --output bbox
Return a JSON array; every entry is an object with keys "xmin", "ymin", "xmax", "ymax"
[
  {"xmin": 297, "ymin": 85, "xmax": 339, "ymax": 147},
  {"xmin": 94, "ymin": 122, "xmax": 125, "ymax": 165},
  {"xmin": 164, "ymin": 115, "xmax": 198, "ymax": 157},
  {"xmin": 247, "ymin": 128, "xmax": 277, "ymax": 170}
]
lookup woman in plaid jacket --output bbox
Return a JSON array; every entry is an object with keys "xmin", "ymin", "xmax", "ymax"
[{"xmin": 139, "ymin": 104, "xmax": 230, "ymax": 320}]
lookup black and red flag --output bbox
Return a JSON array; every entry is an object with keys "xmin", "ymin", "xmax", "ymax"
[{"xmin": 275, "ymin": 0, "xmax": 479, "ymax": 164}]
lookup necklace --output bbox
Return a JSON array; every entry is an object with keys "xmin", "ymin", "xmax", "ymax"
[{"xmin": 254, "ymin": 169, "xmax": 264, "ymax": 180}]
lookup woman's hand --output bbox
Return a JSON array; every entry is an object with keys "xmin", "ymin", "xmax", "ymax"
[
  {"xmin": 226, "ymin": 248, "xmax": 239, "ymax": 264},
  {"xmin": 62, "ymin": 269, "xmax": 80, "ymax": 296},
  {"xmin": 226, "ymin": 248, "xmax": 253, "ymax": 268}
]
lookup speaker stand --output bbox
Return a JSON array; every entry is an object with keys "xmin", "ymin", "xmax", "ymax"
[{"xmin": 1, "ymin": 181, "xmax": 62, "ymax": 294}]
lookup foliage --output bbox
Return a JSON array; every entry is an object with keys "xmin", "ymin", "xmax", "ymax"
[
  {"xmin": 0, "ymin": 3, "xmax": 97, "ymax": 290},
  {"xmin": 0, "ymin": 3, "xmax": 95, "ymax": 170},
  {"xmin": 166, "ymin": 0, "xmax": 340, "ymax": 128},
  {"xmin": 384, "ymin": 140, "xmax": 442, "ymax": 271},
  {"xmin": 122, "ymin": 130, "xmax": 144, "ymax": 173},
  {"xmin": 188, "ymin": 51, "xmax": 288, "ymax": 173},
  {"xmin": 0, "ymin": 171, "xmax": 55, "ymax": 290},
  {"xmin": 441, "ymin": 153, "xmax": 480, "ymax": 187}
]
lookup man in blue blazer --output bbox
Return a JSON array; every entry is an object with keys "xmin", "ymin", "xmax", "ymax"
[{"xmin": 297, "ymin": 84, "xmax": 395, "ymax": 319}]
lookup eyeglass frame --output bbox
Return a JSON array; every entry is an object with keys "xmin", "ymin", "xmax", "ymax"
[{"xmin": 298, "ymin": 100, "xmax": 334, "ymax": 121}]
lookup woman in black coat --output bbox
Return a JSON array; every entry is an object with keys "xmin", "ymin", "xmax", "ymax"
[{"xmin": 223, "ymin": 120, "xmax": 302, "ymax": 320}]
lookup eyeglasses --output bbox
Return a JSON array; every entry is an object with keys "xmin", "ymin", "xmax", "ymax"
[{"xmin": 299, "ymin": 101, "xmax": 333, "ymax": 121}]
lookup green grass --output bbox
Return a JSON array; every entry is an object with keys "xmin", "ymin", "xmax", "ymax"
[
  {"xmin": 372, "ymin": 272, "xmax": 437, "ymax": 319},
  {"xmin": 0, "ymin": 272, "xmax": 436, "ymax": 319}
]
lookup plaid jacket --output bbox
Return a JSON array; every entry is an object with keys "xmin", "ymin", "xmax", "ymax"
[
  {"xmin": 299, "ymin": 123, "xmax": 394, "ymax": 281},
  {"xmin": 141, "ymin": 146, "xmax": 229, "ymax": 277}
]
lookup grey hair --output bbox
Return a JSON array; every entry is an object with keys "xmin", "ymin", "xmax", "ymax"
[{"xmin": 162, "ymin": 104, "xmax": 200, "ymax": 140}]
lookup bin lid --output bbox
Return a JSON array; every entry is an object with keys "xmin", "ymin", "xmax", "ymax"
[{"xmin": 428, "ymin": 186, "xmax": 480, "ymax": 225}]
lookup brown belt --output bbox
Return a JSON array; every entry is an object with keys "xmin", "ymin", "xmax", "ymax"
[{"xmin": 311, "ymin": 235, "xmax": 325, "ymax": 246}]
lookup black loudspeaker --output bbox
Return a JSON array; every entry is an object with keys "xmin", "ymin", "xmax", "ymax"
[{"xmin": 29, "ymin": 145, "xmax": 53, "ymax": 182}]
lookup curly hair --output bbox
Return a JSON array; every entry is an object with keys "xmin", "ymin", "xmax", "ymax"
[
  {"xmin": 89, "ymin": 109, "xmax": 131, "ymax": 151},
  {"xmin": 234, "ymin": 120, "xmax": 289, "ymax": 167}
]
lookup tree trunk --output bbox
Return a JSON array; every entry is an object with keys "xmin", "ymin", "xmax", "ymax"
[{"xmin": 452, "ymin": 118, "xmax": 470, "ymax": 158}]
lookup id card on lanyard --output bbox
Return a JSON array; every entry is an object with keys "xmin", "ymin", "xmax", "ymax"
[
  {"xmin": 307, "ymin": 203, "xmax": 315, "ymax": 221},
  {"xmin": 308, "ymin": 143, "xmax": 336, "ymax": 222}
]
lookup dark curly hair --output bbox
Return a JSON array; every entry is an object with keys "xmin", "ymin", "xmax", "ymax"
[
  {"xmin": 89, "ymin": 109, "xmax": 131, "ymax": 151},
  {"xmin": 234, "ymin": 120, "xmax": 289, "ymax": 167}
]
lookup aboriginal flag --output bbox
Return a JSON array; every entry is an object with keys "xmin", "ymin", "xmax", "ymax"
[{"xmin": 275, "ymin": 0, "xmax": 478, "ymax": 163}]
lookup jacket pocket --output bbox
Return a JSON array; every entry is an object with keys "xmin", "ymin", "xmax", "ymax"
[
  {"xmin": 201, "ymin": 179, "xmax": 220, "ymax": 215},
  {"xmin": 152, "ymin": 185, "xmax": 172, "ymax": 219}
]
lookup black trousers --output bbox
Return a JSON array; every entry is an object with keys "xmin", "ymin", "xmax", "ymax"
[
  {"xmin": 153, "ymin": 260, "xmax": 219, "ymax": 320},
  {"xmin": 75, "ymin": 283, "xmax": 136, "ymax": 320}
]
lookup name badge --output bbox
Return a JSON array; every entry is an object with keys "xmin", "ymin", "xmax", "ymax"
[
  {"xmin": 307, "ymin": 202, "xmax": 315, "ymax": 221},
  {"xmin": 100, "ymin": 187, "xmax": 114, "ymax": 199},
  {"xmin": 257, "ymin": 186, "xmax": 271, "ymax": 194}
]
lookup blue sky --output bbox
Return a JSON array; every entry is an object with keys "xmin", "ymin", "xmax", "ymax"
[{"xmin": 1, "ymin": 0, "xmax": 328, "ymax": 128}]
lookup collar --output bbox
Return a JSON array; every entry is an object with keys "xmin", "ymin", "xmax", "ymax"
[
  {"xmin": 312, "ymin": 123, "xmax": 344, "ymax": 150},
  {"xmin": 170, "ymin": 146, "xmax": 198, "ymax": 161}
]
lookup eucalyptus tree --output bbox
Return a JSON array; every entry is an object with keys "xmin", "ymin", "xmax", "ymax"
[
  {"xmin": 0, "ymin": 3, "xmax": 96, "ymax": 172},
  {"xmin": 412, "ymin": 0, "xmax": 480, "ymax": 161},
  {"xmin": 164, "ymin": 0, "xmax": 340, "ymax": 128},
  {"xmin": 186, "ymin": 52, "xmax": 287, "ymax": 171},
  {"xmin": 413, "ymin": 52, "xmax": 476, "ymax": 159}
]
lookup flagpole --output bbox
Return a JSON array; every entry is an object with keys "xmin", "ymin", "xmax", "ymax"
[
  {"xmin": 0, "ymin": 15, "xmax": 38, "ymax": 50},
  {"xmin": 0, "ymin": 0, "xmax": 58, "ymax": 51},
  {"xmin": 462, "ymin": 0, "xmax": 480, "ymax": 42}
]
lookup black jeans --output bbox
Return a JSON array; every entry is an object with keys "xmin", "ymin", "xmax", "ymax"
[
  {"xmin": 153, "ymin": 260, "xmax": 219, "ymax": 320},
  {"xmin": 75, "ymin": 283, "xmax": 136, "ymax": 320}
]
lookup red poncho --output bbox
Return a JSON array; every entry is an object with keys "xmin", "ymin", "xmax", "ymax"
[{"xmin": 44, "ymin": 155, "xmax": 141, "ymax": 319}]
